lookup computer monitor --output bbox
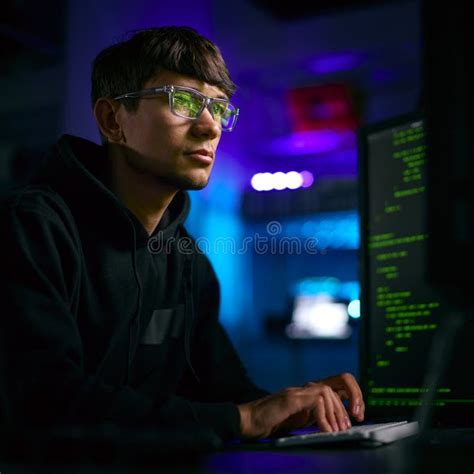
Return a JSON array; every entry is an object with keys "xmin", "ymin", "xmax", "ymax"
[
  {"xmin": 358, "ymin": 111, "xmax": 474, "ymax": 428},
  {"xmin": 421, "ymin": 0, "xmax": 473, "ymax": 303}
]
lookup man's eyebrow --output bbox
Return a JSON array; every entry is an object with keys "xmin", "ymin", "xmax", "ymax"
[
  {"xmin": 204, "ymin": 89, "xmax": 228, "ymax": 100},
  {"xmin": 203, "ymin": 87, "xmax": 228, "ymax": 101},
  {"xmin": 183, "ymin": 86, "xmax": 228, "ymax": 101}
]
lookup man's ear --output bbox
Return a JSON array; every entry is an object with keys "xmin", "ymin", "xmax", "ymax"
[{"xmin": 93, "ymin": 98, "xmax": 124, "ymax": 143}]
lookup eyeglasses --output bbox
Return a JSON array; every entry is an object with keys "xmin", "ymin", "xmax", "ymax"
[{"xmin": 113, "ymin": 85, "xmax": 239, "ymax": 132}]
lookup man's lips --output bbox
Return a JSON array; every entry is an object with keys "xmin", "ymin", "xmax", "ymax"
[{"xmin": 184, "ymin": 149, "xmax": 214, "ymax": 164}]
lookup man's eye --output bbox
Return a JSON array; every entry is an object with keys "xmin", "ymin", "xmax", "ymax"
[
  {"xmin": 174, "ymin": 93, "xmax": 191, "ymax": 107},
  {"xmin": 176, "ymin": 93, "xmax": 202, "ymax": 114},
  {"xmin": 211, "ymin": 102, "xmax": 228, "ymax": 118}
]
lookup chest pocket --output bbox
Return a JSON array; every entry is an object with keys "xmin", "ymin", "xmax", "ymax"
[
  {"xmin": 131, "ymin": 305, "xmax": 187, "ymax": 393},
  {"xmin": 140, "ymin": 306, "xmax": 185, "ymax": 345}
]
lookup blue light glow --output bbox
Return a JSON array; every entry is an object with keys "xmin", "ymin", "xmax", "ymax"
[
  {"xmin": 348, "ymin": 299, "xmax": 361, "ymax": 319},
  {"xmin": 293, "ymin": 277, "xmax": 360, "ymax": 301},
  {"xmin": 248, "ymin": 210, "xmax": 359, "ymax": 249},
  {"xmin": 294, "ymin": 277, "xmax": 341, "ymax": 298}
]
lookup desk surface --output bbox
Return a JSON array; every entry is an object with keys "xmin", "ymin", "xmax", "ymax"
[{"xmin": 2, "ymin": 433, "xmax": 474, "ymax": 474}]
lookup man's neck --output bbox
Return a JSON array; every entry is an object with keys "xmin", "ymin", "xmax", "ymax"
[{"xmin": 106, "ymin": 148, "xmax": 178, "ymax": 236}]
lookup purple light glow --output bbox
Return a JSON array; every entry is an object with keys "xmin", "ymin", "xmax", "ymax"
[
  {"xmin": 300, "ymin": 170, "xmax": 314, "ymax": 188},
  {"xmin": 264, "ymin": 129, "xmax": 356, "ymax": 157},
  {"xmin": 308, "ymin": 51, "xmax": 364, "ymax": 74}
]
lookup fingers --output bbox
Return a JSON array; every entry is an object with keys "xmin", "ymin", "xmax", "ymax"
[
  {"xmin": 308, "ymin": 385, "xmax": 351, "ymax": 432},
  {"xmin": 320, "ymin": 373, "xmax": 365, "ymax": 422},
  {"xmin": 331, "ymin": 389, "xmax": 352, "ymax": 430},
  {"xmin": 339, "ymin": 373, "xmax": 365, "ymax": 422},
  {"xmin": 323, "ymin": 390, "xmax": 339, "ymax": 432},
  {"xmin": 314, "ymin": 393, "xmax": 333, "ymax": 432}
]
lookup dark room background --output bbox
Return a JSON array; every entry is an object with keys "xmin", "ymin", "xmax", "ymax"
[{"xmin": 0, "ymin": 0, "xmax": 421, "ymax": 392}]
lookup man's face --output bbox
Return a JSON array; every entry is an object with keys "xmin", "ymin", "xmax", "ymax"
[{"xmin": 116, "ymin": 70, "xmax": 225, "ymax": 190}]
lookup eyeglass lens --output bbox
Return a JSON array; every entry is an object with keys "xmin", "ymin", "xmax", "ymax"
[{"xmin": 171, "ymin": 89, "xmax": 236, "ymax": 130}]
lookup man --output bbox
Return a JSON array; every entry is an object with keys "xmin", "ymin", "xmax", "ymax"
[{"xmin": 0, "ymin": 26, "xmax": 364, "ymax": 442}]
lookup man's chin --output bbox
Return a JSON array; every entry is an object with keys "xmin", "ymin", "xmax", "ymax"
[{"xmin": 163, "ymin": 174, "xmax": 210, "ymax": 191}]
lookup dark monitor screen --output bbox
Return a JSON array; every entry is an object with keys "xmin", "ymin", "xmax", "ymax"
[
  {"xmin": 422, "ymin": 0, "xmax": 474, "ymax": 301},
  {"xmin": 358, "ymin": 112, "xmax": 474, "ymax": 428}
]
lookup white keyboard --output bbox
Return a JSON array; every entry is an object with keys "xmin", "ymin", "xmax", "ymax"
[{"xmin": 275, "ymin": 421, "xmax": 419, "ymax": 447}]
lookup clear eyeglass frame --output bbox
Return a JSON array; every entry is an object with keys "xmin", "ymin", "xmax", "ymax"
[{"xmin": 113, "ymin": 85, "xmax": 239, "ymax": 132}]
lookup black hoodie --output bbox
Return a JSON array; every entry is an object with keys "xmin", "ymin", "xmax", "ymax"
[{"xmin": 0, "ymin": 135, "xmax": 268, "ymax": 441}]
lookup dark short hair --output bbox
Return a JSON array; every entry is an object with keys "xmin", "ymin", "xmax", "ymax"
[{"xmin": 91, "ymin": 25, "xmax": 237, "ymax": 112}]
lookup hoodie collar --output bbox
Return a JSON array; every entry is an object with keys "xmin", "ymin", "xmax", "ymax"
[{"xmin": 32, "ymin": 134, "xmax": 190, "ymax": 248}]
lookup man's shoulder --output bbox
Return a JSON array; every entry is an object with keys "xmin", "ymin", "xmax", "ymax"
[{"xmin": 0, "ymin": 183, "xmax": 72, "ymax": 222}]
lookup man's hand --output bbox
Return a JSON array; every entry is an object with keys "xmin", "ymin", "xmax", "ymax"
[
  {"xmin": 238, "ymin": 372, "xmax": 364, "ymax": 439},
  {"xmin": 312, "ymin": 372, "xmax": 365, "ymax": 423}
]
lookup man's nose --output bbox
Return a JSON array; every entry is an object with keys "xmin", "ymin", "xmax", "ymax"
[{"xmin": 190, "ymin": 107, "xmax": 221, "ymax": 139}]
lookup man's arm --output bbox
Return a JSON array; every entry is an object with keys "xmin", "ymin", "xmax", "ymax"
[
  {"xmin": 0, "ymin": 198, "xmax": 238, "ymax": 439},
  {"xmin": 183, "ymin": 254, "xmax": 364, "ymax": 439},
  {"xmin": 180, "ymin": 254, "xmax": 269, "ymax": 404}
]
